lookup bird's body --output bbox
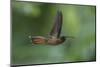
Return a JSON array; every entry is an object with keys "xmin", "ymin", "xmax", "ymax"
[
  {"xmin": 31, "ymin": 36, "xmax": 46, "ymax": 44},
  {"xmin": 47, "ymin": 36, "xmax": 66, "ymax": 45},
  {"xmin": 31, "ymin": 36, "xmax": 66, "ymax": 45},
  {"xmin": 29, "ymin": 11, "xmax": 73, "ymax": 45}
]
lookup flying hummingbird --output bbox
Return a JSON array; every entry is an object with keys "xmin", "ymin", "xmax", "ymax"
[{"xmin": 29, "ymin": 11, "xmax": 74, "ymax": 45}]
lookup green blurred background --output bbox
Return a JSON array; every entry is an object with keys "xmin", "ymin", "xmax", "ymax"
[{"xmin": 11, "ymin": 1, "xmax": 96, "ymax": 65}]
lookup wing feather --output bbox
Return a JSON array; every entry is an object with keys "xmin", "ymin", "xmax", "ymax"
[{"xmin": 49, "ymin": 11, "xmax": 63, "ymax": 38}]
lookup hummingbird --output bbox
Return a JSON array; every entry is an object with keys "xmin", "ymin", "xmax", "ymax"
[{"xmin": 29, "ymin": 11, "xmax": 74, "ymax": 45}]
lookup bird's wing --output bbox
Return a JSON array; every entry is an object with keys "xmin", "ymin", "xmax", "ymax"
[{"xmin": 49, "ymin": 11, "xmax": 63, "ymax": 38}]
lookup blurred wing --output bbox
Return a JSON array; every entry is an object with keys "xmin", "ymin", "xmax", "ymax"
[{"xmin": 49, "ymin": 11, "xmax": 63, "ymax": 38}]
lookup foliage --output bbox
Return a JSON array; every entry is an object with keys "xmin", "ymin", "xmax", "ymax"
[{"xmin": 11, "ymin": 1, "xmax": 96, "ymax": 65}]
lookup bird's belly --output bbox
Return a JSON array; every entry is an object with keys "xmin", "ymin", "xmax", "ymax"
[{"xmin": 47, "ymin": 39, "xmax": 62, "ymax": 45}]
